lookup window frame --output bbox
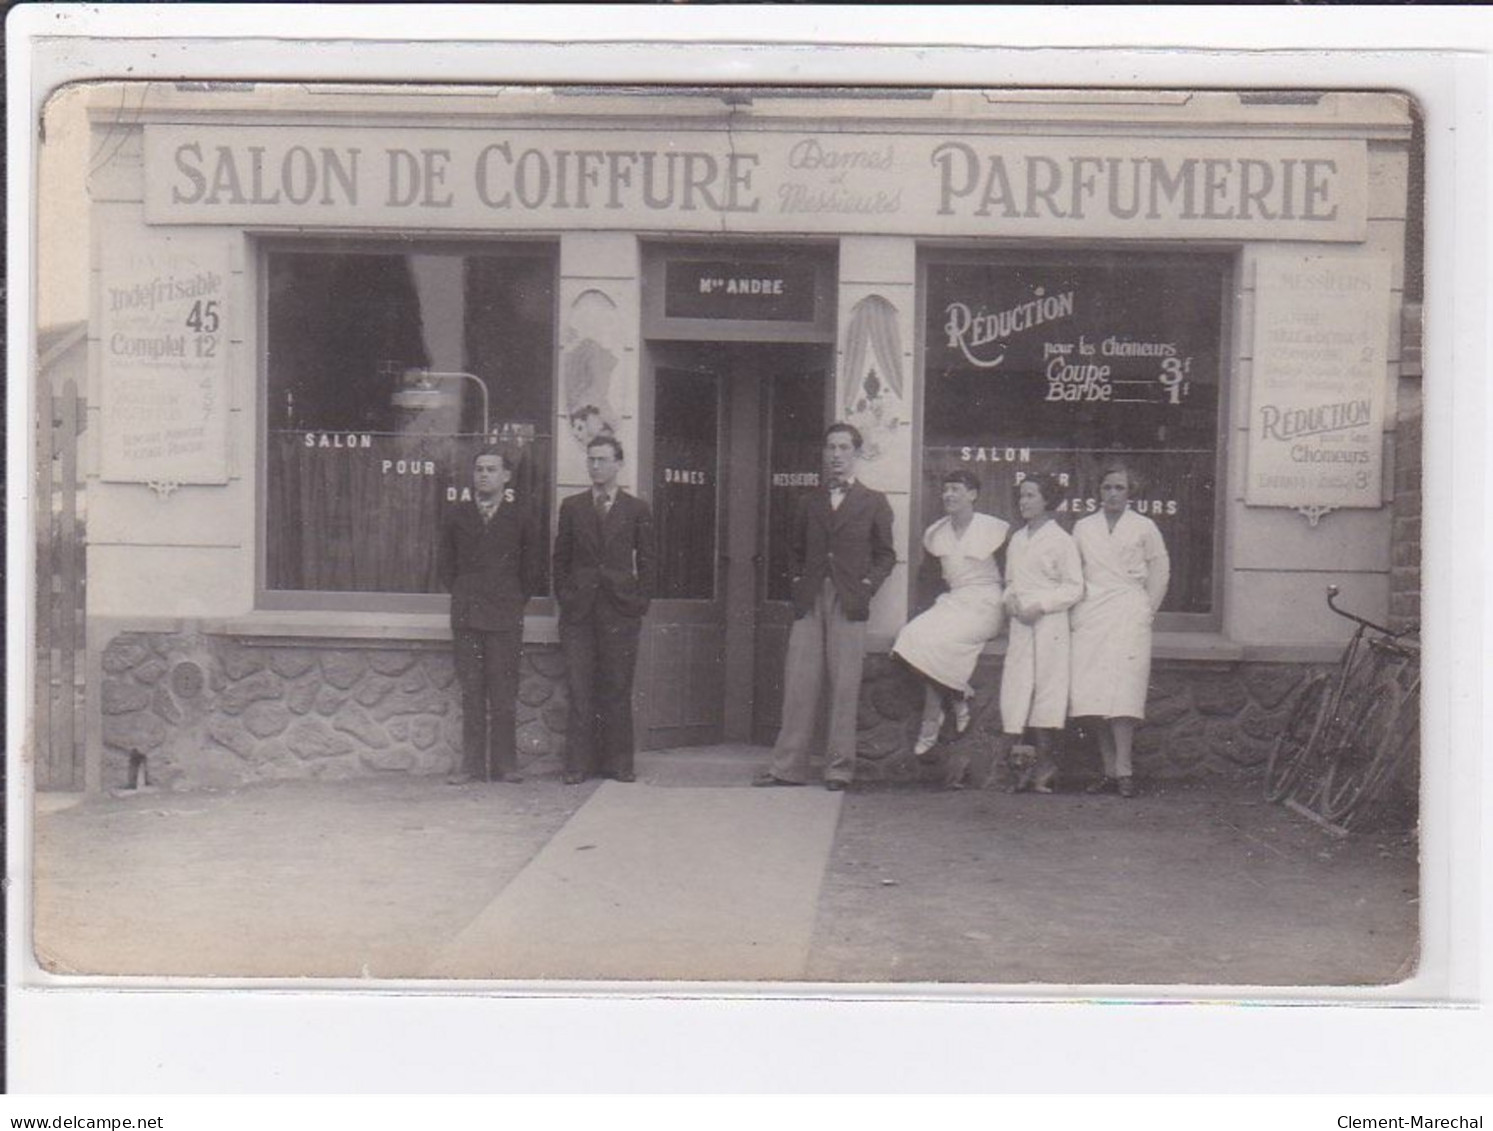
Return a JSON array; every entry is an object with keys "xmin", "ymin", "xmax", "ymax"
[
  {"xmin": 912, "ymin": 242, "xmax": 1238, "ymax": 635},
  {"xmin": 253, "ymin": 233, "xmax": 561, "ymax": 614}
]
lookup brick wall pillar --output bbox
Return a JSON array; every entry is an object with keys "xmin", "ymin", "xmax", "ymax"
[{"xmin": 1389, "ymin": 411, "xmax": 1422, "ymax": 632}]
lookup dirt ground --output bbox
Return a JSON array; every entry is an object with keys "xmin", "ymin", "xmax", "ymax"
[
  {"xmin": 32, "ymin": 777, "xmax": 598, "ymax": 979},
  {"xmin": 27, "ymin": 766, "xmax": 1418, "ymax": 988},
  {"xmin": 810, "ymin": 775, "xmax": 1419, "ymax": 986}
]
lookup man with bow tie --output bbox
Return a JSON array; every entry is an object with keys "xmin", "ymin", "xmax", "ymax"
[
  {"xmin": 754, "ymin": 422, "xmax": 896, "ymax": 791},
  {"xmin": 553, "ymin": 435, "xmax": 657, "ymax": 784},
  {"xmin": 440, "ymin": 448, "xmax": 541, "ymax": 785}
]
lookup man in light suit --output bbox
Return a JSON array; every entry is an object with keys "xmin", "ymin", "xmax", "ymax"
[
  {"xmin": 755, "ymin": 422, "xmax": 897, "ymax": 791},
  {"xmin": 553, "ymin": 436, "xmax": 657, "ymax": 784},
  {"xmin": 440, "ymin": 448, "xmax": 541, "ymax": 785}
]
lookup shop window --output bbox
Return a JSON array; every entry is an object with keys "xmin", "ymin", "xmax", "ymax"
[
  {"xmin": 652, "ymin": 369, "xmax": 721, "ymax": 600},
  {"xmin": 264, "ymin": 243, "xmax": 556, "ymax": 598},
  {"xmin": 763, "ymin": 371, "xmax": 830, "ymax": 603},
  {"xmin": 922, "ymin": 251, "xmax": 1229, "ymax": 622}
]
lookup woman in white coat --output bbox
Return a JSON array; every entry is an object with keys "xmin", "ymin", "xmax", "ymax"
[
  {"xmin": 893, "ymin": 469, "xmax": 1010, "ymax": 757},
  {"xmin": 999, "ymin": 474, "xmax": 1084, "ymax": 769},
  {"xmin": 1070, "ymin": 464, "xmax": 1171, "ymax": 798}
]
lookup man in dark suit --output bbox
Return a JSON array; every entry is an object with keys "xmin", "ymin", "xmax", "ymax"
[
  {"xmin": 755, "ymin": 422, "xmax": 897, "ymax": 791},
  {"xmin": 440, "ymin": 448, "xmax": 541, "ymax": 785},
  {"xmin": 553, "ymin": 435, "xmax": 657, "ymax": 784}
]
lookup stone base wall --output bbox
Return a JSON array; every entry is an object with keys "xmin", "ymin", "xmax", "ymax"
[
  {"xmin": 100, "ymin": 629, "xmax": 1319, "ymax": 792},
  {"xmin": 853, "ymin": 653, "xmax": 1319, "ymax": 785},
  {"xmin": 99, "ymin": 632, "xmax": 571, "ymax": 791}
]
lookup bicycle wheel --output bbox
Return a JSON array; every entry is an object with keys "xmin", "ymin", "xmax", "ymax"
[
  {"xmin": 1264, "ymin": 673, "xmax": 1330, "ymax": 803},
  {"xmin": 1332, "ymin": 640, "xmax": 1399, "ymax": 731},
  {"xmin": 1318, "ymin": 679, "xmax": 1404, "ymax": 824},
  {"xmin": 1337, "ymin": 676, "xmax": 1421, "ymax": 831}
]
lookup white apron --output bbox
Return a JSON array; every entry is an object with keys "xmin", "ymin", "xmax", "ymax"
[
  {"xmin": 999, "ymin": 520, "xmax": 1084, "ymax": 733},
  {"xmin": 892, "ymin": 512, "xmax": 1010, "ymax": 694},
  {"xmin": 1069, "ymin": 509, "xmax": 1171, "ymax": 719}
]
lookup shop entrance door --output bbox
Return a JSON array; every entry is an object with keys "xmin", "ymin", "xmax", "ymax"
[{"xmin": 640, "ymin": 342, "xmax": 831, "ymax": 750}]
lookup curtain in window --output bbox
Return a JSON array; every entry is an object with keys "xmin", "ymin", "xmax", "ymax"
[
  {"xmin": 841, "ymin": 293, "xmax": 904, "ymax": 405},
  {"xmin": 265, "ymin": 248, "xmax": 555, "ymax": 596}
]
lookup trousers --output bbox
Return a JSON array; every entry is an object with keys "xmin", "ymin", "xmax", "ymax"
[
  {"xmin": 561, "ymin": 601, "xmax": 642, "ymax": 778},
  {"xmin": 453, "ymin": 626, "xmax": 522, "ymax": 780},
  {"xmin": 768, "ymin": 579, "xmax": 868, "ymax": 785}
]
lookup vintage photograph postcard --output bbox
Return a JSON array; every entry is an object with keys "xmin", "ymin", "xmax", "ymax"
[
  {"xmin": 28, "ymin": 75, "xmax": 1425, "ymax": 987},
  {"xmin": 9, "ymin": 6, "xmax": 1487, "ymax": 1097}
]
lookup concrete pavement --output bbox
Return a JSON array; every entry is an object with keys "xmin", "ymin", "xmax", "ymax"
[
  {"xmin": 427, "ymin": 781, "xmax": 840, "ymax": 981},
  {"xmin": 27, "ymin": 744, "xmax": 1419, "ymax": 989}
]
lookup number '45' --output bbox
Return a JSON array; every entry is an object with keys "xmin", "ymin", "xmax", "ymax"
[{"xmin": 185, "ymin": 300, "xmax": 220, "ymax": 334}]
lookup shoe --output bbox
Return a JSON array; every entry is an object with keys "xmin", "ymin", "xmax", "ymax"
[
  {"xmin": 953, "ymin": 699, "xmax": 972, "ymax": 735},
  {"xmin": 913, "ymin": 719, "xmax": 942, "ymax": 759},
  {"xmin": 1085, "ymin": 776, "xmax": 1118, "ymax": 795},
  {"xmin": 446, "ymin": 773, "xmax": 473, "ymax": 786},
  {"xmin": 752, "ymin": 772, "xmax": 804, "ymax": 787},
  {"xmin": 825, "ymin": 780, "xmax": 847, "ymax": 792},
  {"xmin": 563, "ymin": 772, "xmax": 586, "ymax": 785},
  {"xmin": 1118, "ymin": 776, "xmax": 1136, "ymax": 799},
  {"xmin": 609, "ymin": 771, "xmax": 636, "ymax": 783},
  {"xmin": 496, "ymin": 772, "xmax": 524, "ymax": 784}
]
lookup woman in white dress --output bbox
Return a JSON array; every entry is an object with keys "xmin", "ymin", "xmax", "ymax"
[
  {"xmin": 999, "ymin": 474, "xmax": 1085, "ymax": 770},
  {"xmin": 1070, "ymin": 464, "xmax": 1171, "ymax": 798},
  {"xmin": 893, "ymin": 470, "xmax": 1010, "ymax": 757}
]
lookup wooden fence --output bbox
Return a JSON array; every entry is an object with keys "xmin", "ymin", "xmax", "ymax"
[{"xmin": 35, "ymin": 379, "xmax": 87, "ymax": 791}]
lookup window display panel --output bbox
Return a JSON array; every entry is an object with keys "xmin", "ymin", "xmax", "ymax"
[
  {"xmin": 763, "ymin": 371, "xmax": 829, "ymax": 603},
  {"xmin": 265, "ymin": 245, "xmax": 556, "ymax": 595},
  {"xmin": 923, "ymin": 252, "xmax": 1229, "ymax": 617},
  {"xmin": 652, "ymin": 369, "xmax": 721, "ymax": 600}
]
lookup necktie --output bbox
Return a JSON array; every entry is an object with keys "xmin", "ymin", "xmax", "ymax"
[{"xmin": 595, "ymin": 491, "xmax": 610, "ymax": 518}]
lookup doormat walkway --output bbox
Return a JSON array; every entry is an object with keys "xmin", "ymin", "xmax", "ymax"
[{"xmin": 426, "ymin": 781, "xmax": 842, "ymax": 982}]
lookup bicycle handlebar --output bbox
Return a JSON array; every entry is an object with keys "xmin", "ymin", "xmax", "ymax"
[{"xmin": 1324, "ymin": 584, "xmax": 1415, "ymax": 639}]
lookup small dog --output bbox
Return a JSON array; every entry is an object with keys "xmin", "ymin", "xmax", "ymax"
[{"xmin": 1004, "ymin": 743, "xmax": 1059, "ymax": 794}]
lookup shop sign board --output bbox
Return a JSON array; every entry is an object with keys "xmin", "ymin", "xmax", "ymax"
[
  {"xmin": 663, "ymin": 260, "xmax": 817, "ymax": 322},
  {"xmin": 144, "ymin": 125, "xmax": 1368, "ymax": 242},
  {"xmin": 1247, "ymin": 255, "xmax": 1392, "ymax": 509},
  {"xmin": 99, "ymin": 232, "xmax": 232, "ymax": 484}
]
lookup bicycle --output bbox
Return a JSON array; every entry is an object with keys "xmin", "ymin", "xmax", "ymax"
[{"xmin": 1263, "ymin": 585, "xmax": 1420, "ymax": 834}]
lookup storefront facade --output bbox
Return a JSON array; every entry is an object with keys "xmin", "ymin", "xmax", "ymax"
[{"xmin": 80, "ymin": 85, "xmax": 1417, "ymax": 790}]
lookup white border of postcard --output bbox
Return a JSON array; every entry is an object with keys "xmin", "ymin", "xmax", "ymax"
[{"xmin": 7, "ymin": 4, "xmax": 1491, "ymax": 1095}]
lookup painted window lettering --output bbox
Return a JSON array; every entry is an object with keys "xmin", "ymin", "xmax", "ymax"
[
  {"xmin": 1045, "ymin": 357, "xmax": 1113, "ymax": 402},
  {"xmin": 958, "ymin": 446, "xmax": 1032, "ymax": 464},
  {"xmin": 925, "ymin": 252, "xmax": 1224, "ymax": 616},
  {"xmin": 303, "ymin": 432, "xmax": 375, "ymax": 449},
  {"xmin": 944, "ymin": 290, "xmax": 1076, "ymax": 369},
  {"xmin": 447, "ymin": 486, "xmax": 517, "ymax": 504}
]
